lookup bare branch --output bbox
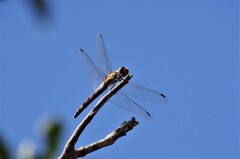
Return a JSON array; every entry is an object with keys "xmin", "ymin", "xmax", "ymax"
[
  {"xmin": 73, "ymin": 117, "xmax": 138, "ymax": 158},
  {"xmin": 58, "ymin": 74, "xmax": 135, "ymax": 159}
]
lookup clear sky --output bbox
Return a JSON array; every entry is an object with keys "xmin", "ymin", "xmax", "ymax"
[{"xmin": 0, "ymin": 1, "xmax": 239, "ymax": 159}]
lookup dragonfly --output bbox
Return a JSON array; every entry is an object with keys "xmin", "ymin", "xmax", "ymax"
[{"xmin": 74, "ymin": 34, "xmax": 168, "ymax": 119}]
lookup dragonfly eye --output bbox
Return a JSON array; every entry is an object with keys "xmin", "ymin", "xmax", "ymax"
[{"xmin": 119, "ymin": 67, "xmax": 129, "ymax": 77}]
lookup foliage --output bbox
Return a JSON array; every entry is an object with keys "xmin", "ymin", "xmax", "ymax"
[{"xmin": 0, "ymin": 120, "xmax": 63, "ymax": 159}]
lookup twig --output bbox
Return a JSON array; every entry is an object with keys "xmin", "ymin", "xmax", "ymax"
[
  {"xmin": 72, "ymin": 117, "xmax": 138, "ymax": 158},
  {"xmin": 58, "ymin": 74, "xmax": 137, "ymax": 159}
]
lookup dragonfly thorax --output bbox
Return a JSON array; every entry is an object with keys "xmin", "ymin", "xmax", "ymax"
[{"xmin": 104, "ymin": 67, "xmax": 128, "ymax": 86}]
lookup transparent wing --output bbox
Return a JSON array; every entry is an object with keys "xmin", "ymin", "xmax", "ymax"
[
  {"xmin": 109, "ymin": 90, "xmax": 153, "ymax": 120},
  {"xmin": 122, "ymin": 81, "xmax": 168, "ymax": 103},
  {"xmin": 79, "ymin": 49, "xmax": 106, "ymax": 89},
  {"xmin": 96, "ymin": 34, "xmax": 112, "ymax": 75}
]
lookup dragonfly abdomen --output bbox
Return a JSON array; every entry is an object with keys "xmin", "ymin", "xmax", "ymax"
[{"xmin": 73, "ymin": 82, "xmax": 108, "ymax": 118}]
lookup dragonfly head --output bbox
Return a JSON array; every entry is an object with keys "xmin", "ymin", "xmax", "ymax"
[{"xmin": 118, "ymin": 67, "xmax": 129, "ymax": 77}]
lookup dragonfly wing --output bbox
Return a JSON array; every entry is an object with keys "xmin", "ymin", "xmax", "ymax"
[
  {"xmin": 109, "ymin": 91, "xmax": 152, "ymax": 120},
  {"xmin": 96, "ymin": 34, "xmax": 112, "ymax": 75},
  {"xmin": 80, "ymin": 49, "xmax": 106, "ymax": 89},
  {"xmin": 122, "ymin": 81, "xmax": 168, "ymax": 103}
]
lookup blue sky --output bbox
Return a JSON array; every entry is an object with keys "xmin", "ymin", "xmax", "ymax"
[{"xmin": 0, "ymin": 1, "xmax": 239, "ymax": 159}]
